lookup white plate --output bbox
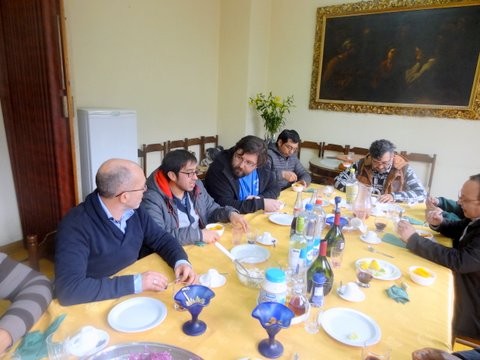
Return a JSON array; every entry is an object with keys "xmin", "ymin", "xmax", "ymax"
[
  {"xmin": 231, "ymin": 244, "xmax": 270, "ymax": 263},
  {"xmin": 320, "ymin": 307, "xmax": 381, "ymax": 347},
  {"xmin": 355, "ymin": 258, "xmax": 402, "ymax": 280},
  {"xmin": 199, "ymin": 273, "xmax": 226, "ymax": 288},
  {"xmin": 360, "ymin": 234, "xmax": 382, "ymax": 245},
  {"xmin": 268, "ymin": 213, "xmax": 294, "ymax": 226},
  {"xmin": 107, "ymin": 297, "xmax": 167, "ymax": 333},
  {"xmin": 256, "ymin": 235, "xmax": 277, "ymax": 246},
  {"xmin": 336, "ymin": 287, "xmax": 365, "ymax": 303}
]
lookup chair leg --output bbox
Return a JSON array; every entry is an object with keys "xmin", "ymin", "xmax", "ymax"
[{"xmin": 26, "ymin": 234, "xmax": 40, "ymax": 271}]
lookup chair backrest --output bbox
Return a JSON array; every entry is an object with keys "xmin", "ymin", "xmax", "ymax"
[
  {"xmin": 167, "ymin": 138, "xmax": 189, "ymax": 152},
  {"xmin": 297, "ymin": 141, "xmax": 322, "ymax": 168},
  {"xmin": 140, "ymin": 142, "xmax": 167, "ymax": 176},
  {"xmin": 26, "ymin": 231, "xmax": 56, "ymax": 272},
  {"xmin": 321, "ymin": 142, "xmax": 350, "ymax": 158},
  {"xmin": 200, "ymin": 135, "xmax": 219, "ymax": 162},
  {"xmin": 399, "ymin": 151, "xmax": 437, "ymax": 190},
  {"xmin": 349, "ymin": 146, "xmax": 369, "ymax": 156}
]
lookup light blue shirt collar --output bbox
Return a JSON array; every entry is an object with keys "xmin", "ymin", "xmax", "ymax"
[{"xmin": 97, "ymin": 194, "xmax": 135, "ymax": 233}]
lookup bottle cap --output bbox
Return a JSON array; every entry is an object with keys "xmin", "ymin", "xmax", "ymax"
[
  {"xmin": 305, "ymin": 203, "xmax": 313, "ymax": 211},
  {"xmin": 313, "ymin": 272, "xmax": 326, "ymax": 285},
  {"xmin": 265, "ymin": 268, "xmax": 286, "ymax": 283}
]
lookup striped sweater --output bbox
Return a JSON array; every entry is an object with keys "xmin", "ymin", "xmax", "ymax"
[{"xmin": 0, "ymin": 252, "xmax": 52, "ymax": 346}]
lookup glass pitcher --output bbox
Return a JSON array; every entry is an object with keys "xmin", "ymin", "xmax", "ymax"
[{"xmin": 352, "ymin": 183, "xmax": 374, "ymax": 221}]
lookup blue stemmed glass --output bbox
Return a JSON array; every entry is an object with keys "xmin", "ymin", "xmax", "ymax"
[
  {"xmin": 174, "ymin": 284, "xmax": 215, "ymax": 336},
  {"xmin": 251, "ymin": 302, "xmax": 295, "ymax": 359}
]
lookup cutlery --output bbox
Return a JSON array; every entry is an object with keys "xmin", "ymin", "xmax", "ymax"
[
  {"xmin": 214, "ymin": 242, "xmax": 250, "ymax": 274},
  {"xmin": 367, "ymin": 245, "xmax": 394, "ymax": 258}
]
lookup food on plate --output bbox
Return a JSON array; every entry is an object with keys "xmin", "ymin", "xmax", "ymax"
[
  {"xmin": 209, "ymin": 224, "xmax": 223, "ymax": 231},
  {"xmin": 413, "ymin": 267, "xmax": 431, "ymax": 278},
  {"xmin": 291, "ymin": 182, "xmax": 305, "ymax": 192},
  {"xmin": 347, "ymin": 332, "xmax": 359, "ymax": 340},
  {"xmin": 369, "ymin": 259, "xmax": 381, "ymax": 271},
  {"xmin": 358, "ymin": 259, "xmax": 386, "ymax": 277}
]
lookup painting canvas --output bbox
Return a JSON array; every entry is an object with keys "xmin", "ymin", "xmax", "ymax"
[{"xmin": 309, "ymin": 0, "xmax": 480, "ymax": 119}]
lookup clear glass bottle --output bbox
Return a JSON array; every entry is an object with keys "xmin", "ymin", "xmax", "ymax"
[
  {"xmin": 287, "ymin": 283, "xmax": 308, "ymax": 316},
  {"xmin": 345, "ymin": 167, "xmax": 358, "ymax": 205},
  {"xmin": 288, "ymin": 215, "xmax": 307, "ymax": 274}
]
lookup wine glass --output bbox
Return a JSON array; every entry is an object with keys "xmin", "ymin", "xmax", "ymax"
[
  {"xmin": 174, "ymin": 284, "xmax": 215, "ymax": 336},
  {"xmin": 251, "ymin": 302, "xmax": 295, "ymax": 359}
]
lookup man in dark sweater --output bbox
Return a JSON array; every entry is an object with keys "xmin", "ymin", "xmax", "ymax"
[
  {"xmin": 55, "ymin": 159, "xmax": 196, "ymax": 306},
  {"xmin": 397, "ymin": 174, "xmax": 480, "ymax": 341}
]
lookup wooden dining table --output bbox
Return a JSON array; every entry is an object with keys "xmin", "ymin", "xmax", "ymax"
[{"xmin": 9, "ymin": 185, "xmax": 454, "ymax": 359}]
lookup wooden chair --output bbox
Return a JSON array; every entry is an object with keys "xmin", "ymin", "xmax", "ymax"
[
  {"xmin": 399, "ymin": 151, "xmax": 437, "ymax": 190},
  {"xmin": 166, "ymin": 138, "xmax": 189, "ymax": 152},
  {"xmin": 200, "ymin": 135, "xmax": 219, "ymax": 163},
  {"xmin": 26, "ymin": 231, "xmax": 56, "ymax": 272},
  {"xmin": 297, "ymin": 140, "xmax": 322, "ymax": 159},
  {"xmin": 140, "ymin": 142, "xmax": 167, "ymax": 176},
  {"xmin": 349, "ymin": 146, "xmax": 369, "ymax": 156},
  {"xmin": 320, "ymin": 142, "xmax": 350, "ymax": 158}
]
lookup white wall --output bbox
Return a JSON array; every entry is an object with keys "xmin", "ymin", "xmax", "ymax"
[{"xmin": 0, "ymin": 0, "xmax": 478, "ymax": 245}]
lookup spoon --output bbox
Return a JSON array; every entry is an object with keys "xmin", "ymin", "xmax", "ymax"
[{"xmin": 367, "ymin": 246, "xmax": 394, "ymax": 258}]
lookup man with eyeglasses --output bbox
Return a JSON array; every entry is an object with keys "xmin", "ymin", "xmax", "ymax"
[
  {"xmin": 54, "ymin": 159, "xmax": 197, "ymax": 306},
  {"xmin": 397, "ymin": 174, "xmax": 480, "ymax": 342},
  {"xmin": 267, "ymin": 129, "xmax": 311, "ymax": 190},
  {"xmin": 334, "ymin": 139, "xmax": 426, "ymax": 203},
  {"xmin": 141, "ymin": 150, "xmax": 248, "ymax": 246},
  {"xmin": 204, "ymin": 135, "xmax": 282, "ymax": 214}
]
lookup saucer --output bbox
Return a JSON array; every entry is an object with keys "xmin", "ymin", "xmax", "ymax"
[
  {"xmin": 360, "ymin": 234, "xmax": 382, "ymax": 244},
  {"xmin": 256, "ymin": 235, "xmax": 277, "ymax": 246},
  {"xmin": 337, "ymin": 285, "xmax": 365, "ymax": 302},
  {"xmin": 199, "ymin": 272, "xmax": 226, "ymax": 288}
]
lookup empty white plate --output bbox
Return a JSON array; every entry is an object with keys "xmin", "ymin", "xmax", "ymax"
[{"xmin": 107, "ymin": 297, "xmax": 167, "ymax": 333}]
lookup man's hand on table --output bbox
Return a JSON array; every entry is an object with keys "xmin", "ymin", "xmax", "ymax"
[
  {"xmin": 396, "ymin": 220, "xmax": 417, "ymax": 243},
  {"xmin": 201, "ymin": 229, "xmax": 220, "ymax": 244},
  {"xmin": 229, "ymin": 212, "xmax": 248, "ymax": 232},
  {"xmin": 378, "ymin": 193, "xmax": 394, "ymax": 203},
  {"xmin": 264, "ymin": 198, "xmax": 284, "ymax": 212},
  {"xmin": 174, "ymin": 263, "xmax": 197, "ymax": 285},
  {"xmin": 412, "ymin": 347, "xmax": 460, "ymax": 360},
  {"xmin": 141, "ymin": 270, "xmax": 170, "ymax": 292}
]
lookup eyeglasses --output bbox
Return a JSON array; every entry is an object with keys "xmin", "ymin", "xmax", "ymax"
[
  {"xmin": 458, "ymin": 192, "xmax": 480, "ymax": 204},
  {"xmin": 179, "ymin": 170, "xmax": 200, "ymax": 178},
  {"xmin": 233, "ymin": 153, "xmax": 257, "ymax": 168},
  {"xmin": 115, "ymin": 184, "xmax": 147, "ymax": 197},
  {"xmin": 372, "ymin": 157, "xmax": 393, "ymax": 167},
  {"xmin": 283, "ymin": 143, "xmax": 298, "ymax": 152}
]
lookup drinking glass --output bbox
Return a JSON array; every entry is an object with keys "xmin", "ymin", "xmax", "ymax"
[
  {"xmin": 356, "ymin": 268, "xmax": 373, "ymax": 288},
  {"xmin": 330, "ymin": 247, "xmax": 344, "ymax": 269},
  {"xmin": 304, "ymin": 307, "xmax": 322, "ymax": 334},
  {"xmin": 361, "ymin": 342, "xmax": 391, "ymax": 360},
  {"xmin": 246, "ymin": 229, "xmax": 258, "ymax": 244},
  {"xmin": 46, "ymin": 332, "xmax": 67, "ymax": 360},
  {"xmin": 323, "ymin": 186, "xmax": 334, "ymax": 202},
  {"xmin": 374, "ymin": 216, "xmax": 388, "ymax": 232}
]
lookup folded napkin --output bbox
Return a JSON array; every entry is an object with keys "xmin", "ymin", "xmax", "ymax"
[
  {"xmin": 382, "ymin": 233, "xmax": 407, "ymax": 248},
  {"xmin": 14, "ymin": 314, "xmax": 66, "ymax": 360},
  {"xmin": 403, "ymin": 216, "xmax": 424, "ymax": 225},
  {"xmin": 385, "ymin": 285, "xmax": 410, "ymax": 304}
]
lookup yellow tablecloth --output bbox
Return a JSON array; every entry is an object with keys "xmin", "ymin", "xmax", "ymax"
[{"xmin": 10, "ymin": 186, "xmax": 454, "ymax": 359}]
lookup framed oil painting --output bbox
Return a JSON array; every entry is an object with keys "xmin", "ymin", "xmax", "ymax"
[{"xmin": 309, "ymin": 0, "xmax": 480, "ymax": 119}]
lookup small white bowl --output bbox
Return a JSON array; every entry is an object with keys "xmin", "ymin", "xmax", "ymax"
[
  {"xmin": 291, "ymin": 183, "xmax": 305, "ymax": 192},
  {"xmin": 409, "ymin": 266, "xmax": 436, "ymax": 286},
  {"xmin": 206, "ymin": 223, "xmax": 224, "ymax": 237}
]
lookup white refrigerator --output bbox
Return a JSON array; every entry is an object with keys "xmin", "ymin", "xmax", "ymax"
[{"xmin": 77, "ymin": 108, "xmax": 138, "ymax": 199}]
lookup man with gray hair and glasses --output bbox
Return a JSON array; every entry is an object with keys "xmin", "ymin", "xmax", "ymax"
[
  {"xmin": 334, "ymin": 139, "xmax": 426, "ymax": 203},
  {"xmin": 397, "ymin": 174, "xmax": 480, "ymax": 342},
  {"xmin": 205, "ymin": 135, "xmax": 282, "ymax": 214}
]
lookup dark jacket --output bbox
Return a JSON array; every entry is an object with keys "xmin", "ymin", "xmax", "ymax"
[
  {"xmin": 267, "ymin": 142, "xmax": 311, "ymax": 190},
  {"xmin": 55, "ymin": 190, "xmax": 188, "ymax": 305},
  {"xmin": 204, "ymin": 148, "xmax": 280, "ymax": 214},
  {"xmin": 407, "ymin": 218, "xmax": 480, "ymax": 339}
]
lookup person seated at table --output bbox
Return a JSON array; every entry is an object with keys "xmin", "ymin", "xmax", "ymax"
[
  {"xmin": 141, "ymin": 149, "xmax": 248, "ymax": 246},
  {"xmin": 0, "ymin": 253, "xmax": 52, "ymax": 355},
  {"xmin": 397, "ymin": 173, "xmax": 480, "ymax": 341},
  {"xmin": 204, "ymin": 135, "xmax": 282, "ymax": 214},
  {"xmin": 54, "ymin": 159, "xmax": 197, "ymax": 306},
  {"xmin": 426, "ymin": 194, "xmax": 465, "ymax": 222},
  {"xmin": 334, "ymin": 139, "xmax": 426, "ymax": 203},
  {"xmin": 412, "ymin": 347, "xmax": 480, "ymax": 360},
  {"xmin": 267, "ymin": 129, "xmax": 311, "ymax": 190}
]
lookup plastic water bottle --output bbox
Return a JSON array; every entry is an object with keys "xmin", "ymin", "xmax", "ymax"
[
  {"xmin": 302, "ymin": 203, "xmax": 317, "ymax": 267},
  {"xmin": 311, "ymin": 198, "xmax": 326, "ymax": 260}
]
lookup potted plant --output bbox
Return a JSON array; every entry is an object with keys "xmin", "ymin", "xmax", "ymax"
[{"xmin": 249, "ymin": 92, "xmax": 295, "ymax": 142}]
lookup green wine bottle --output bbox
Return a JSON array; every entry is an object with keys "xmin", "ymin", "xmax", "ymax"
[
  {"xmin": 307, "ymin": 239, "xmax": 333, "ymax": 296},
  {"xmin": 326, "ymin": 196, "xmax": 345, "ymax": 257}
]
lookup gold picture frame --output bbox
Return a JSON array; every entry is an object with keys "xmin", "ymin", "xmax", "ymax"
[{"xmin": 309, "ymin": 0, "xmax": 480, "ymax": 119}]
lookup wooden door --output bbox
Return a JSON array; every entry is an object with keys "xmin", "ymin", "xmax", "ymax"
[{"xmin": 0, "ymin": 0, "xmax": 76, "ymax": 245}]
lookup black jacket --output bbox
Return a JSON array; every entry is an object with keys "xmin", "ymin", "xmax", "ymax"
[{"xmin": 204, "ymin": 148, "xmax": 280, "ymax": 214}]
